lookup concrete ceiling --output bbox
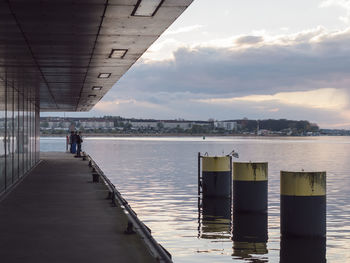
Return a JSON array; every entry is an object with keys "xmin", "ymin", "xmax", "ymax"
[{"xmin": 0, "ymin": 0, "xmax": 193, "ymax": 111}]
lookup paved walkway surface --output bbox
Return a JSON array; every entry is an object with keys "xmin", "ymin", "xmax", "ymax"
[{"xmin": 0, "ymin": 152, "xmax": 156, "ymax": 263}]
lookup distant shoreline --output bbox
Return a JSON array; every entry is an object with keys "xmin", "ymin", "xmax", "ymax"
[
  {"xmin": 40, "ymin": 133, "xmax": 345, "ymax": 138},
  {"xmin": 41, "ymin": 133, "xmax": 276, "ymax": 137}
]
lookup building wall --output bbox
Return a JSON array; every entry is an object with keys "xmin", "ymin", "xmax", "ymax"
[
  {"xmin": 46, "ymin": 121, "xmax": 71, "ymax": 129},
  {"xmin": 163, "ymin": 122, "xmax": 192, "ymax": 129},
  {"xmin": 0, "ymin": 78, "xmax": 39, "ymax": 195},
  {"xmin": 214, "ymin": 121, "xmax": 238, "ymax": 131},
  {"xmin": 128, "ymin": 121, "xmax": 158, "ymax": 129},
  {"xmin": 127, "ymin": 120, "xmax": 210, "ymax": 130},
  {"xmin": 80, "ymin": 121, "xmax": 114, "ymax": 129}
]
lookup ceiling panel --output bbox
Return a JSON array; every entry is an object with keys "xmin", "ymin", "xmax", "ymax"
[{"xmin": 0, "ymin": 0, "xmax": 193, "ymax": 111}]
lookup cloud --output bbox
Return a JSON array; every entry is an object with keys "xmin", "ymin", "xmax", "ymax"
[
  {"xmin": 320, "ymin": 0, "xmax": 350, "ymax": 9},
  {"xmin": 280, "ymin": 27, "xmax": 289, "ymax": 32},
  {"xmin": 94, "ymin": 27, "xmax": 350, "ymax": 128},
  {"xmin": 235, "ymin": 35, "xmax": 264, "ymax": 45},
  {"xmin": 95, "ymin": 99, "xmax": 161, "ymax": 112},
  {"xmin": 196, "ymin": 88, "xmax": 349, "ymax": 111},
  {"xmin": 164, "ymin": 25, "xmax": 204, "ymax": 35},
  {"xmin": 320, "ymin": 0, "xmax": 350, "ymax": 24},
  {"xmin": 142, "ymin": 39, "xmax": 185, "ymax": 61},
  {"xmin": 142, "ymin": 26, "xmax": 336, "ymax": 62},
  {"xmin": 127, "ymin": 27, "xmax": 350, "ymax": 96}
]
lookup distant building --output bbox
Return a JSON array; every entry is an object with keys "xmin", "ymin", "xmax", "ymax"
[
  {"xmin": 80, "ymin": 119, "xmax": 114, "ymax": 129},
  {"xmin": 214, "ymin": 121, "xmax": 238, "ymax": 131},
  {"xmin": 162, "ymin": 120, "xmax": 209, "ymax": 129},
  {"xmin": 47, "ymin": 120, "xmax": 71, "ymax": 129},
  {"xmin": 257, "ymin": 129, "xmax": 270, "ymax": 136},
  {"xmin": 40, "ymin": 117, "xmax": 114, "ymax": 130},
  {"xmin": 125, "ymin": 119, "xmax": 158, "ymax": 129},
  {"xmin": 123, "ymin": 119, "xmax": 211, "ymax": 130}
]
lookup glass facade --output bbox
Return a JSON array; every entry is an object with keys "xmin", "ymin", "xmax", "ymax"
[{"xmin": 0, "ymin": 78, "xmax": 39, "ymax": 195}]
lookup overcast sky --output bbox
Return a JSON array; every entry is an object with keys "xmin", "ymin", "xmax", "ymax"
[{"xmin": 53, "ymin": 0, "xmax": 350, "ymax": 129}]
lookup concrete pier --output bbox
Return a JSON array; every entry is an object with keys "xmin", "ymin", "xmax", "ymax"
[{"xmin": 0, "ymin": 152, "xmax": 156, "ymax": 263}]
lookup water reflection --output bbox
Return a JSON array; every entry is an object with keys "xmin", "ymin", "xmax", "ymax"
[
  {"xmin": 66, "ymin": 136, "xmax": 350, "ymax": 262},
  {"xmin": 280, "ymin": 237, "xmax": 326, "ymax": 263},
  {"xmin": 198, "ymin": 197, "xmax": 231, "ymax": 239},
  {"xmin": 232, "ymin": 212, "xmax": 268, "ymax": 261}
]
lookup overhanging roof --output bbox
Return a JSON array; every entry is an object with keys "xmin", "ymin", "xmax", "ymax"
[{"xmin": 0, "ymin": 0, "xmax": 193, "ymax": 112}]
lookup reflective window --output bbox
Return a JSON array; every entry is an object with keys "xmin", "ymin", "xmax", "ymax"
[
  {"xmin": 18, "ymin": 93, "xmax": 24, "ymax": 178},
  {"xmin": 13, "ymin": 90, "xmax": 19, "ymax": 180},
  {"xmin": 35, "ymin": 108, "xmax": 40, "ymax": 162},
  {"xmin": 24, "ymin": 95, "xmax": 28, "ymax": 173},
  {"xmin": 0, "ymin": 80, "xmax": 5, "ymax": 192},
  {"xmin": 6, "ymin": 83, "xmax": 14, "ymax": 185},
  {"xmin": 28, "ymin": 93, "xmax": 32, "ymax": 167},
  {"xmin": 31, "ymin": 102, "xmax": 35, "ymax": 166},
  {"xmin": 0, "ymin": 82, "xmax": 39, "ymax": 195}
]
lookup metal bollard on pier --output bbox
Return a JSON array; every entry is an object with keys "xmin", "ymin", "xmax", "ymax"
[
  {"xmin": 232, "ymin": 162, "xmax": 268, "ymax": 213},
  {"xmin": 92, "ymin": 171, "xmax": 100, "ymax": 183},
  {"xmin": 280, "ymin": 171, "xmax": 326, "ymax": 237}
]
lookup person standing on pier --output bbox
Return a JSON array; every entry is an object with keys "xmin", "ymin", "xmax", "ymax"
[
  {"xmin": 70, "ymin": 131, "xmax": 77, "ymax": 154},
  {"xmin": 76, "ymin": 131, "xmax": 83, "ymax": 157},
  {"xmin": 69, "ymin": 131, "xmax": 74, "ymax": 153}
]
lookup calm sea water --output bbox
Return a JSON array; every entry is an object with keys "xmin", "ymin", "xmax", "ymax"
[{"xmin": 41, "ymin": 136, "xmax": 350, "ymax": 263}]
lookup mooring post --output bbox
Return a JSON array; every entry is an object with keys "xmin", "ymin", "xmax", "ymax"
[
  {"xmin": 280, "ymin": 235, "xmax": 326, "ymax": 263},
  {"xmin": 201, "ymin": 197, "xmax": 231, "ymax": 239},
  {"xmin": 232, "ymin": 212, "xmax": 268, "ymax": 257},
  {"xmin": 201, "ymin": 156, "xmax": 232, "ymax": 198},
  {"xmin": 230, "ymin": 156, "xmax": 233, "ymax": 199},
  {"xmin": 232, "ymin": 162, "xmax": 268, "ymax": 213},
  {"xmin": 198, "ymin": 152, "xmax": 201, "ymax": 196},
  {"xmin": 280, "ymin": 171, "xmax": 326, "ymax": 237}
]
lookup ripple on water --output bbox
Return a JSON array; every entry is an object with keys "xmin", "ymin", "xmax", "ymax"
[{"xmin": 40, "ymin": 136, "xmax": 350, "ymax": 263}]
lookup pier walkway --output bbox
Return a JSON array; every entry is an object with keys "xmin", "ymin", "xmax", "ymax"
[{"xmin": 0, "ymin": 152, "xmax": 156, "ymax": 263}]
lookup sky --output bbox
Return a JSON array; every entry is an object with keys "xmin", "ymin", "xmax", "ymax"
[{"xmin": 51, "ymin": 0, "xmax": 350, "ymax": 129}]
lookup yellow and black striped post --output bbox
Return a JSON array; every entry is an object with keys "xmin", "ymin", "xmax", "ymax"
[
  {"xmin": 201, "ymin": 156, "xmax": 232, "ymax": 198},
  {"xmin": 232, "ymin": 212, "xmax": 268, "ymax": 258},
  {"xmin": 280, "ymin": 171, "xmax": 326, "ymax": 237},
  {"xmin": 233, "ymin": 162, "xmax": 268, "ymax": 213}
]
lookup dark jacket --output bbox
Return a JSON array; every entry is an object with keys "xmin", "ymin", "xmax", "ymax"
[{"xmin": 76, "ymin": 135, "xmax": 83, "ymax": 145}]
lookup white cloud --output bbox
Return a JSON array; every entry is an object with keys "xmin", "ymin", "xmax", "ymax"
[
  {"xmin": 320, "ymin": 0, "xmax": 350, "ymax": 10},
  {"xmin": 98, "ymin": 26, "xmax": 350, "ymax": 128},
  {"xmin": 142, "ymin": 38, "xmax": 189, "ymax": 62},
  {"xmin": 164, "ymin": 25, "xmax": 204, "ymax": 35},
  {"xmin": 320, "ymin": 0, "xmax": 350, "ymax": 24},
  {"xmin": 142, "ymin": 26, "xmax": 346, "ymax": 61},
  {"xmin": 95, "ymin": 99, "xmax": 160, "ymax": 112},
  {"xmin": 195, "ymin": 88, "xmax": 349, "ymax": 111}
]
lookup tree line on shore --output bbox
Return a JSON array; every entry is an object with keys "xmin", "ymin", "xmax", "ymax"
[{"xmin": 40, "ymin": 116, "xmax": 320, "ymax": 136}]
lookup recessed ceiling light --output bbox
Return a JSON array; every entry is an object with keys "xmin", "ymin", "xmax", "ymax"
[
  {"xmin": 131, "ymin": 0, "xmax": 164, "ymax": 17},
  {"xmin": 92, "ymin": 86, "xmax": 103, "ymax": 91},
  {"xmin": 109, "ymin": 49, "xmax": 128, "ymax": 58},
  {"xmin": 88, "ymin": 94, "xmax": 97, "ymax": 98},
  {"xmin": 98, "ymin": 73, "xmax": 111, "ymax": 78}
]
